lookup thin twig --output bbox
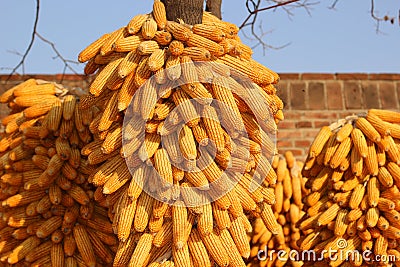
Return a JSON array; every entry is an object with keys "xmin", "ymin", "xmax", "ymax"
[
  {"xmin": 5, "ymin": 0, "xmax": 81, "ymax": 83},
  {"xmin": 331, "ymin": 0, "xmax": 397, "ymax": 33},
  {"xmin": 7, "ymin": 0, "xmax": 40, "ymax": 80},
  {"xmin": 329, "ymin": 0, "xmax": 339, "ymax": 9},
  {"xmin": 239, "ymin": 0, "xmax": 300, "ymax": 29},
  {"xmin": 35, "ymin": 32, "xmax": 80, "ymax": 79}
]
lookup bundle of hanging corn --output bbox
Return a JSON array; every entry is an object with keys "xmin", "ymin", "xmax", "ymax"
[
  {"xmin": 78, "ymin": 1, "xmax": 284, "ymax": 266},
  {"xmin": 0, "ymin": 79, "xmax": 116, "ymax": 266},
  {"xmin": 298, "ymin": 109, "xmax": 400, "ymax": 267},
  {"xmin": 247, "ymin": 151, "xmax": 308, "ymax": 267}
]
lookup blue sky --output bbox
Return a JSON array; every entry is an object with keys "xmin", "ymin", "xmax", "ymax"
[{"xmin": 0, "ymin": 0, "xmax": 399, "ymax": 74}]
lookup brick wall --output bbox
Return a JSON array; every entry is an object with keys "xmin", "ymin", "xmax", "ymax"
[
  {"xmin": 1, "ymin": 73, "xmax": 399, "ymax": 160},
  {"xmin": 276, "ymin": 73, "xmax": 400, "ymax": 160}
]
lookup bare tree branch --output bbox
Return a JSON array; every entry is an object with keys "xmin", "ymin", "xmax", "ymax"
[
  {"xmin": 239, "ymin": 0, "xmax": 316, "ymax": 53},
  {"xmin": 370, "ymin": 0, "xmax": 397, "ymax": 33},
  {"xmin": 330, "ymin": 0, "xmax": 398, "ymax": 33},
  {"xmin": 6, "ymin": 0, "xmax": 80, "ymax": 82},
  {"xmin": 239, "ymin": 0, "xmax": 301, "ymax": 29},
  {"xmin": 35, "ymin": 33, "xmax": 80, "ymax": 81},
  {"xmin": 328, "ymin": 0, "xmax": 339, "ymax": 9},
  {"xmin": 7, "ymin": 0, "xmax": 40, "ymax": 80}
]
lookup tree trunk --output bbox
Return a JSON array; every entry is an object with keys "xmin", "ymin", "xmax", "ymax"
[
  {"xmin": 206, "ymin": 0, "xmax": 222, "ymax": 19},
  {"xmin": 161, "ymin": 0, "xmax": 204, "ymax": 25}
]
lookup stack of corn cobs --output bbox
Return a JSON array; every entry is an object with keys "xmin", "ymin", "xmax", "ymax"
[
  {"xmin": 299, "ymin": 109, "xmax": 400, "ymax": 267},
  {"xmin": 76, "ymin": 0, "xmax": 284, "ymax": 266},
  {"xmin": 0, "ymin": 79, "xmax": 117, "ymax": 266},
  {"xmin": 247, "ymin": 151, "xmax": 309, "ymax": 267}
]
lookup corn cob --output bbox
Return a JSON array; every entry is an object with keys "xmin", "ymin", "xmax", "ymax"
[
  {"xmin": 127, "ymin": 14, "xmax": 148, "ymax": 34},
  {"xmin": 154, "ymin": 30, "xmax": 172, "ymax": 45},
  {"xmin": 166, "ymin": 21, "xmax": 192, "ymax": 41},
  {"xmin": 152, "ymin": 0, "xmax": 167, "ymax": 29},
  {"xmin": 168, "ymin": 40, "xmax": 185, "ymax": 56},
  {"xmin": 299, "ymin": 111, "xmax": 400, "ymax": 267},
  {"xmin": 72, "ymin": 6, "xmax": 289, "ymax": 267},
  {"xmin": 142, "ymin": 18, "xmax": 158, "ymax": 39},
  {"xmin": 201, "ymin": 230, "xmax": 230, "ymax": 267},
  {"xmin": 192, "ymin": 23, "xmax": 225, "ymax": 42},
  {"xmin": 78, "ymin": 33, "xmax": 111, "ymax": 62}
]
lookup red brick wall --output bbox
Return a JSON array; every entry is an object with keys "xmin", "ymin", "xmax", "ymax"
[
  {"xmin": 1, "ymin": 73, "xmax": 399, "ymax": 160},
  {"xmin": 276, "ymin": 73, "xmax": 400, "ymax": 160}
]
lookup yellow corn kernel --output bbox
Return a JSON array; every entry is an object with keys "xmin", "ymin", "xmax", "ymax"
[
  {"xmin": 128, "ymin": 233, "xmax": 154, "ymax": 266},
  {"xmin": 306, "ymin": 126, "xmax": 332, "ymax": 159},
  {"xmin": 36, "ymin": 215, "xmax": 63, "ymax": 238},
  {"xmin": 182, "ymin": 47, "xmax": 212, "ymax": 61},
  {"xmin": 102, "ymin": 163, "xmax": 131, "ymax": 195},
  {"xmin": 351, "ymin": 147, "xmax": 363, "ymax": 176},
  {"xmin": 351, "ymin": 127, "xmax": 368, "ymax": 158},
  {"xmin": 137, "ymin": 40, "xmax": 160, "ymax": 55},
  {"xmin": 188, "ymin": 228, "xmax": 212, "ymax": 267},
  {"xmin": 349, "ymin": 183, "xmax": 365, "ymax": 210},
  {"xmin": 202, "ymin": 105, "xmax": 225, "ymax": 152},
  {"xmin": 100, "ymin": 27, "xmax": 127, "ymax": 56},
  {"xmin": 132, "ymin": 191, "xmax": 153, "ymax": 232},
  {"xmin": 168, "ymin": 40, "xmax": 185, "ymax": 56},
  {"xmin": 153, "ymin": 0, "xmax": 167, "ymax": 29},
  {"xmin": 148, "ymin": 48, "xmax": 166, "ymax": 71},
  {"xmin": 89, "ymin": 57, "xmax": 123, "ymax": 97},
  {"xmin": 7, "ymin": 236, "xmax": 41, "ymax": 264},
  {"xmin": 83, "ymin": 59, "xmax": 99, "ymax": 75},
  {"xmin": 172, "ymin": 201, "xmax": 188, "ymax": 249},
  {"xmin": 153, "ymin": 147, "xmax": 173, "ymax": 188},
  {"xmin": 78, "ymin": 33, "xmax": 110, "ymax": 62},
  {"xmin": 99, "ymin": 91, "xmax": 119, "ymax": 132},
  {"xmin": 317, "ymin": 203, "xmax": 340, "ymax": 226},
  {"xmin": 218, "ymin": 55, "xmax": 267, "ymax": 85},
  {"xmin": 166, "ymin": 21, "xmax": 192, "ymax": 41},
  {"xmin": 355, "ymin": 117, "xmax": 381, "ymax": 143},
  {"xmin": 15, "ymin": 82, "xmax": 57, "ymax": 97},
  {"xmin": 134, "ymin": 56, "xmax": 152, "ymax": 87},
  {"xmin": 376, "ymin": 144, "xmax": 386, "ymax": 167},
  {"xmin": 141, "ymin": 18, "xmax": 158, "ymax": 39},
  {"xmin": 260, "ymin": 202, "xmax": 281, "ymax": 234},
  {"xmin": 171, "ymin": 89, "xmax": 200, "ymax": 127},
  {"xmin": 94, "ymin": 51, "xmax": 125, "ymax": 65},
  {"xmin": 385, "ymin": 135, "xmax": 400, "ymax": 164},
  {"xmin": 200, "ymin": 230, "xmax": 230, "ymax": 267},
  {"xmin": 366, "ymin": 112, "xmax": 392, "ymax": 137},
  {"xmin": 164, "ymin": 55, "xmax": 182, "ymax": 81},
  {"xmin": 336, "ymin": 123, "xmax": 353, "ymax": 142},
  {"xmin": 127, "ymin": 14, "xmax": 148, "ymax": 34},
  {"xmin": 172, "ymin": 242, "xmax": 191, "ymax": 267},
  {"xmin": 186, "ymin": 33, "xmax": 224, "ymax": 56},
  {"xmin": 365, "ymin": 139, "xmax": 379, "ymax": 176},
  {"xmin": 73, "ymin": 225, "xmax": 96, "ymax": 267},
  {"xmin": 366, "ymin": 177, "xmax": 379, "ymax": 208},
  {"xmin": 113, "ymin": 35, "xmax": 143, "ymax": 52},
  {"xmin": 211, "ymin": 76, "xmax": 243, "ymax": 132},
  {"xmin": 368, "ymin": 109, "xmax": 400, "ymax": 124},
  {"xmin": 178, "ymin": 124, "xmax": 197, "ymax": 161},
  {"xmin": 366, "ymin": 207, "xmax": 379, "ymax": 228},
  {"xmin": 387, "ymin": 162, "xmax": 400, "ymax": 186},
  {"xmin": 228, "ymin": 216, "xmax": 251, "ymax": 258},
  {"xmin": 154, "ymin": 30, "xmax": 172, "ymax": 45},
  {"xmin": 192, "ymin": 23, "xmax": 225, "ymax": 42},
  {"xmin": 329, "ymin": 136, "xmax": 353, "ymax": 169},
  {"xmin": 14, "ymin": 94, "xmax": 58, "ymax": 108}
]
